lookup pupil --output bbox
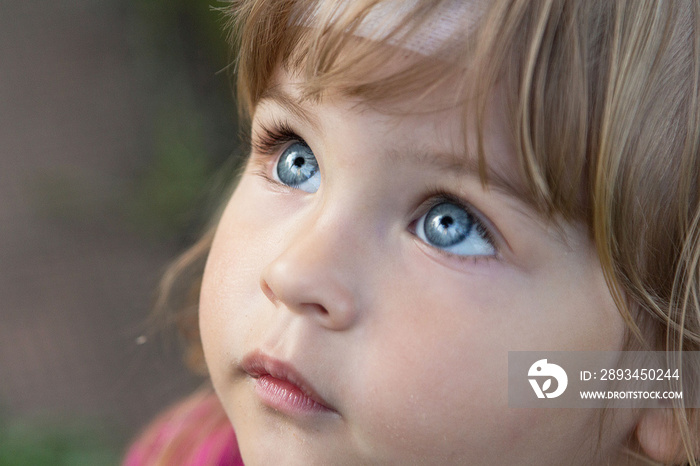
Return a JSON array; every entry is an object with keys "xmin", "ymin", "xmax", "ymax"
[
  {"xmin": 293, "ymin": 156, "xmax": 305, "ymax": 168},
  {"xmin": 440, "ymin": 216, "xmax": 454, "ymax": 228}
]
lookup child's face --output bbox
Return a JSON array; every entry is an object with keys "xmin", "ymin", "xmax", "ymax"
[{"xmin": 200, "ymin": 68, "xmax": 636, "ymax": 464}]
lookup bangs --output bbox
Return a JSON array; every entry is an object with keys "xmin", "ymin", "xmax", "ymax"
[{"xmin": 229, "ymin": 0, "xmax": 479, "ymax": 115}]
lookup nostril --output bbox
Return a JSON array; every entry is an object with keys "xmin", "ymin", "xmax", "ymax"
[
  {"xmin": 260, "ymin": 278, "xmax": 279, "ymax": 305},
  {"xmin": 303, "ymin": 303, "xmax": 329, "ymax": 316}
]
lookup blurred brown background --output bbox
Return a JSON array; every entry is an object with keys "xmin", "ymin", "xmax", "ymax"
[{"xmin": 0, "ymin": 1, "xmax": 238, "ymax": 463}]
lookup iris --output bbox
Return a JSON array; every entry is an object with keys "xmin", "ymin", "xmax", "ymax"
[{"xmin": 275, "ymin": 142, "xmax": 320, "ymax": 193}]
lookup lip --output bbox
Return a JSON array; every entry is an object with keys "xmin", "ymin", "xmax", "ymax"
[{"xmin": 241, "ymin": 350, "xmax": 336, "ymax": 416}]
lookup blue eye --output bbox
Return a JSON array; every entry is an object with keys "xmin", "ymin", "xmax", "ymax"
[
  {"xmin": 274, "ymin": 142, "xmax": 320, "ymax": 193},
  {"xmin": 416, "ymin": 202, "xmax": 495, "ymax": 256}
]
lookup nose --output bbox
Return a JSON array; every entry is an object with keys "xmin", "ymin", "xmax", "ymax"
[{"xmin": 259, "ymin": 212, "xmax": 361, "ymax": 331}]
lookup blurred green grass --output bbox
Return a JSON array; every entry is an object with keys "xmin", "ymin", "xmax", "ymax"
[
  {"xmin": 128, "ymin": 97, "xmax": 214, "ymax": 237},
  {"xmin": 0, "ymin": 416, "xmax": 120, "ymax": 466},
  {"xmin": 124, "ymin": 0, "xmax": 242, "ymax": 241}
]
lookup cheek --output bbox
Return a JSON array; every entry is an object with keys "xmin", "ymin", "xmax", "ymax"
[
  {"xmin": 346, "ymin": 304, "xmax": 597, "ymax": 464},
  {"xmin": 340, "ymin": 254, "xmax": 625, "ymax": 462},
  {"xmin": 199, "ymin": 179, "xmax": 278, "ymax": 381},
  {"xmin": 335, "ymin": 269, "xmax": 510, "ymax": 460}
]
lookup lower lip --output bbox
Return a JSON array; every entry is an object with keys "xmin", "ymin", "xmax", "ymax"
[{"xmin": 254, "ymin": 375, "xmax": 332, "ymax": 415}]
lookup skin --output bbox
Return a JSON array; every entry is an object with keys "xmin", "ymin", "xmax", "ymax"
[{"xmin": 199, "ymin": 67, "xmax": 641, "ymax": 464}]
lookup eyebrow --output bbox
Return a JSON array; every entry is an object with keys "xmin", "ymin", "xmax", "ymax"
[
  {"xmin": 258, "ymin": 85, "xmax": 321, "ymax": 131},
  {"xmin": 389, "ymin": 146, "xmax": 528, "ymax": 204}
]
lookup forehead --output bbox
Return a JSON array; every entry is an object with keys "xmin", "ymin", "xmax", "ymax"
[{"xmin": 316, "ymin": 0, "xmax": 487, "ymax": 55}]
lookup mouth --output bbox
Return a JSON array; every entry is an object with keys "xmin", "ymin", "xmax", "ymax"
[{"xmin": 241, "ymin": 350, "xmax": 337, "ymax": 416}]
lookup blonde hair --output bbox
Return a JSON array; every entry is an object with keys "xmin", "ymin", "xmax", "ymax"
[{"xmin": 157, "ymin": 0, "xmax": 700, "ymax": 463}]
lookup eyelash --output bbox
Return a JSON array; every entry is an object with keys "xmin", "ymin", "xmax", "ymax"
[
  {"xmin": 250, "ymin": 120, "xmax": 499, "ymax": 262},
  {"xmin": 251, "ymin": 119, "xmax": 302, "ymax": 156}
]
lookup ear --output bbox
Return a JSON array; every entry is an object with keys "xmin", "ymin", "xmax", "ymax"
[{"xmin": 635, "ymin": 408, "xmax": 698, "ymax": 464}]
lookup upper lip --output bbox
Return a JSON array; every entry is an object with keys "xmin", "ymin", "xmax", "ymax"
[{"xmin": 241, "ymin": 350, "xmax": 335, "ymax": 411}]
